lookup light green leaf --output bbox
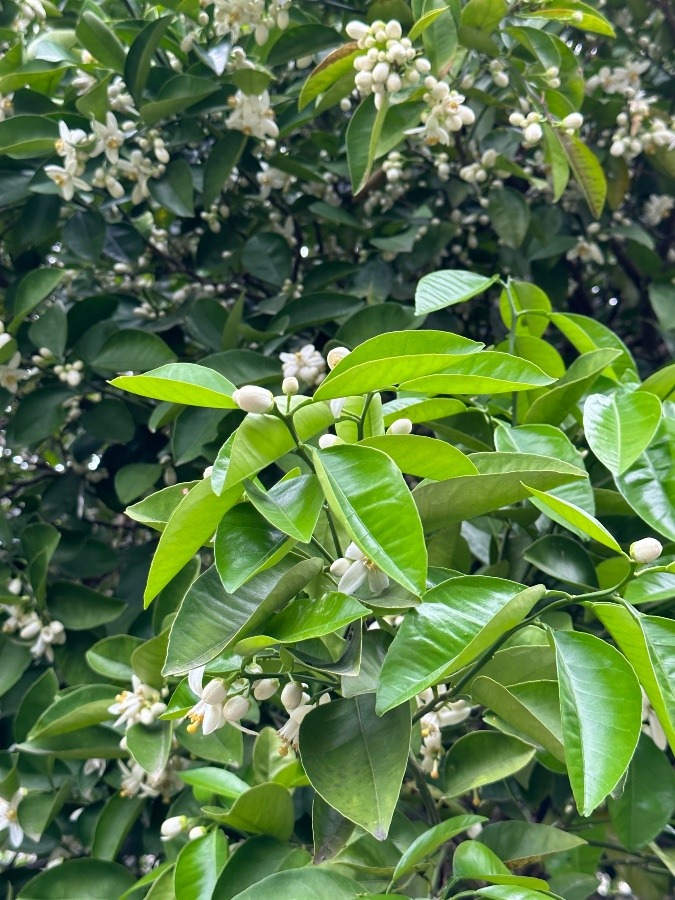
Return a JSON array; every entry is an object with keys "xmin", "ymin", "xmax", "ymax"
[
  {"xmin": 179, "ymin": 767, "xmax": 249, "ymax": 800},
  {"xmin": 461, "ymin": 0, "xmax": 507, "ymax": 30},
  {"xmin": 127, "ymin": 721, "xmax": 172, "ymax": 778},
  {"xmin": 17, "ymin": 860, "xmax": 135, "ymax": 898},
  {"xmin": 382, "ymin": 396, "xmax": 466, "ymax": 427},
  {"xmin": 229, "ymin": 868, "xmax": 361, "ymax": 900},
  {"xmin": 524, "ymin": 349, "xmax": 621, "ymax": 426},
  {"xmin": 399, "ymin": 352, "xmax": 555, "ymax": 394},
  {"xmin": 144, "ymin": 478, "xmax": 242, "ymax": 604},
  {"xmin": 477, "ymin": 820, "xmax": 587, "ymax": 865},
  {"xmin": 313, "ymin": 443, "xmax": 427, "ymax": 595},
  {"xmin": 414, "ymin": 270, "xmax": 498, "ymax": 315},
  {"xmin": 253, "ymin": 592, "xmax": 368, "ymax": 646},
  {"xmin": 243, "ymin": 474, "xmax": 324, "ymax": 543},
  {"xmin": 553, "ymin": 630, "xmax": 642, "ymax": 815},
  {"xmin": 112, "ymin": 363, "xmax": 237, "ymax": 408},
  {"xmin": 126, "ymin": 482, "xmax": 198, "ymax": 531},
  {"xmin": 583, "ymin": 391, "xmax": 662, "ymax": 476},
  {"xmin": 299, "ymin": 42, "xmax": 360, "ymax": 110},
  {"xmin": 542, "ymin": 124, "xmax": 570, "ymax": 201},
  {"xmin": 376, "ymin": 579, "xmax": 545, "ymax": 713},
  {"xmin": 0, "ymin": 115, "xmax": 59, "ymax": 158},
  {"xmin": 453, "ymin": 840, "xmax": 549, "ymax": 890},
  {"xmin": 528, "ymin": 1, "xmax": 615, "ymax": 36},
  {"xmin": 592, "ymin": 603, "xmax": 675, "ymax": 753},
  {"xmin": 360, "ymin": 434, "xmax": 477, "ymax": 480},
  {"xmin": 205, "ymin": 783, "xmax": 294, "ymax": 842},
  {"xmin": 549, "ymin": 312, "xmax": 636, "ymax": 380},
  {"xmin": 391, "ymin": 814, "xmax": 486, "ymax": 884},
  {"xmin": 174, "ymin": 829, "xmax": 228, "ymax": 900},
  {"xmin": 523, "ymin": 484, "xmax": 622, "ymax": 553},
  {"xmin": 215, "ymin": 503, "xmax": 296, "ymax": 593},
  {"xmin": 414, "ymin": 453, "xmax": 587, "ymax": 531},
  {"xmin": 442, "ymin": 731, "xmax": 536, "ymax": 798},
  {"xmin": 314, "ymin": 330, "xmax": 482, "ymax": 401},
  {"xmin": 300, "ymin": 693, "xmax": 410, "ymax": 840}
]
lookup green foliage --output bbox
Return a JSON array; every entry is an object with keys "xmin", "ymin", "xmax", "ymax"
[{"xmin": 0, "ymin": 0, "xmax": 674, "ymax": 896}]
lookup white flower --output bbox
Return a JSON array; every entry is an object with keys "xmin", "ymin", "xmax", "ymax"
[
  {"xmin": 417, "ymin": 690, "xmax": 471, "ymax": 778},
  {"xmin": 90, "ymin": 112, "xmax": 125, "ymax": 164},
  {"xmin": 0, "ymin": 790, "xmax": 26, "ymax": 848},
  {"xmin": 160, "ymin": 815, "xmax": 188, "ymax": 840},
  {"xmin": 0, "ymin": 92, "xmax": 14, "ymax": 122},
  {"xmin": 108, "ymin": 675, "xmax": 167, "ymax": 730},
  {"xmin": 561, "ymin": 112, "xmax": 584, "ymax": 131},
  {"xmin": 232, "ymin": 384, "xmax": 275, "ymax": 414},
  {"xmin": 408, "ymin": 81, "xmax": 475, "ymax": 146},
  {"xmin": 566, "ymin": 238, "xmax": 604, "ymax": 266},
  {"xmin": 119, "ymin": 760, "xmax": 161, "ymax": 798},
  {"xmin": 523, "ymin": 122, "xmax": 543, "ymax": 144},
  {"xmin": 331, "ymin": 542, "xmax": 389, "ymax": 596},
  {"xmin": 54, "ymin": 121, "xmax": 88, "ymax": 168},
  {"xmin": 20, "ymin": 617, "xmax": 66, "ymax": 662},
  {"xmin": 641, "ymin": 691, "xmax": 667, "ymax": 751},
  {"xmin": 630, "ymin": 538, "xmax": 662, "ymax": 564},
  {"xmin": 279, "ymin": 344, "xmax": 326, "ymax": 385},
  {"xmin": 186, "ymin": 666, "xmax": 256, "ymax": 736},
  {"xmin": 226, "ymin": 90, "xmax": 278, "ymax": 141},
  {"xmin": 277, "ymin": 703, "xmax": 313, "ymax": 753},
  {"xmin": 117, "ymin": 150, "xmax": 155, "ymax": 204},
  {"xmin": 44, "ymin": 162, "xmax": 90, "ymax": 201},
  {"xmin": 0, "ymin": 353, "xmax": 30, "ymax": 394},
  {"xmin": 643, "ymin": 194, "xmax": 674, "ymax": 226},
  {"xmin": 83, "ymin": 758, "xmax": 106, "ymax": 778}
]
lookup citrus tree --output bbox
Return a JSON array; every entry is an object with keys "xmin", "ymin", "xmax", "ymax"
[{"xmin": 0, "ymin": 0, "xmax": 674, "ymax": 897}]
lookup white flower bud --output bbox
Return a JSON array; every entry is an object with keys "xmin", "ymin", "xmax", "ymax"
[
  {"xmin": 385, "ymin": 20, "xmax": 402, "ymax": 40},
  {"xmin": 509, "ymin": 112, "xmax": 526, "ymax": 127},
  {"xmin": 629, "ymin": 538, "xmax": 662, "ymax": 565},
  {"xmin": 493, "ymin": 71, "xmax": 509, "ymax": 88},
  {"xmin": 387, "ymin": 417, "xmax": 413, "ymax": 435},
  {"xmin": 371, "ymin": 61, "xmax": 390, "ymax": 84},
  {"xmin": 561, "ymin": 112, "xmax": 583, "ymax": 130},
  {"xmin": 65, "ymin": 369, "xmax": 82, "ymax": 387},
  {"xmin": 161, "ymin": 815, "xmax": 188, "ymax": 840},
  {"xmin": 188, "ymin": 826, "xmax": 207, "ymax": 840},
  {"xmin": 201, "ymin": 678, "xmax": 228, "ymax": 704},
  {"xmin": 282, "ymin": 376, "xmax": 299, "ymax": 395},
  {"xmin": 386, "ymin": 72, "xmax": 402, "ymax": 93},
  {"xmin": 253, "ymin": 678, "xmax": 280, "ymax": 701},
  {"xmin": 345, "ymin": 20, "xmax": 370, "ymax": 41},
  {"xmin": 523, "ymin": 122, "xmax": 543, "ymax": 143},
  {"xmin": 318, "ymin": 434, "xmax": 340, "ymax": 449},
  {"xmin": 223, "ymin": 695, "xmax": 249, "ymax": 721},
  {"xmin": 281, "ymin": 681, "xmax": 303, "ymax": 711},
  {"xmin": 326, "ymin": 347, "xmax": 350, "ymax": 370},
  {"xmin": 233, "ymin": 385, "xmax": 275, "ymax": 414},
  {"xmin": 7, "ymin": 578, "xmax": 22, "ymax": 595}
]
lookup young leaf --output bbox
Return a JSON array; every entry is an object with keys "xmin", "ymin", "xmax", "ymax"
[
  {"xmin": 300, "ymin": 693, "xmax": 410, "ymax": 840},
  {"xmin": 390, "ymin": 814, "xmax": 486, "ymax": 884},
  {"xmin": 615, "ymin": 418, "xmax": 675, "ymax": 541},
  {"xmin": 523, "ymin": 484, "xmax": 623, "ymax": 553},
  {"xmin": 215, "ymin": 504, "xmax": 296, "ymax": 593},
  {"xmin": 414, "ymin": 270, "xmax": 498, "ymax": 315},
  {"xmin": 399, "ymin": 352, "xmax": 555, "ymax": 394},
  {"xmin": 112, "ymin": 363, "xmax": 237, "ymax": 407},
  {"xmin": 583, "ymin": 391, "xmax": 662, "ymax": 476},
  {"xmin": 553, "ymin": 630, "xmax": 642, "ymax": 815},
  {"xmin": 243, "ymin": 474, "xmax": 324, "ymax": 543}
]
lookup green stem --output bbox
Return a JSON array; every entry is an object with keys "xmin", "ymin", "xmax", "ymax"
[
  {"xmin": 407, "ymin": 752, "xmax": 441, "ymax": 825},
  {"xmin": 502, "ymin": 278, "xmax": 519, "ymax": 426},
  {"xmin": 357, "ymin": 392, "xmax": 374, "ymax": 441},
  {"xmin": 310, "ymin": 536, "xmax": 334, "ymax": 563}
]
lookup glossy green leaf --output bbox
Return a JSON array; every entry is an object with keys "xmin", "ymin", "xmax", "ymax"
[
  {"xmin": 8, "ymin": 268, "xmax": 65, "ymax": 334},
  {"xmin": 474, "ymin": 888, "xmax": 553, "ymax": 900},
  {"xmin": 523, "ymin": 484, "xmax": 622, "ymax": 553},
  {"xmin": 300, "ymin": 693, "xmax": 410, "ymax": 839},
  {"xmin": 399, "ymin": 352, "xmax": 555, "ymax": 394},
  {"xmin": 94, "ymin": 329, "xmax": 176, "ymax": 372},
  {"xmin": 124, "ymin": 16, "xmax": 172, "ymax": 105},
  {"xmin": 553, "ymin": 630, "xmax": 642, "ymax": 815},
  {"xmin": 229, "ymin": 868, "xmax": 361, "ymax": 900},
  {"xmin": 529, "ymin": 1, "xmax": 615, "ymax": 36},
  {"xmin": 478, "ymin": 820, "xmax": 587, "ymax": 865},
  {"xmin": 414, "ymin": 270, "xmax": 498, "ymax": 315},
  {"xmin": 381, "ymin": 396, "xmax": 466, "ymax": 427},
  {"xmin": 558, "ymin": 133, "xmax": 606, "ymax": 218},
  {"xmin": 179, "ymin": 767, "xmax": 249, "ymax": 800},
  {"xmin": 461, "ymin": 0, "xmax": 507, "ymax": 30},
  {"xmin": 174, "ymin": 829, "xmax": 228, "ymax": 900},
  {"xmin": 525, "ymin": 349, "xmax": 621, "ymax": 426},
  {"xmin": 453, "ymin": 840, "xmax": 549, "ymax": 890},
  {"xmin": 127, "ymin": 721, "xmax": 172, "ymax": 778},
  {"xmin": 489, "ymin": 187, "xmax": 531, "ymax": 248},
  {"xmin": 549, "ymin": 312, "xmax": 636, "ymax": 380},
  {"xmin": 523, "ymin": 535, "xmax": 597, "ymax": 588},
  {"xmin": 164, "ymin": 557, "xmax": 323, "ymax": 675},
  {"xmin": 615, "ymin": 418, "xmax": 675, "ymax": 541},
  {"xmin": 215, "ymin": 503, "xmax": 295, "ymax": 593},
  {"xmin": 299, "ymin": 42, "xmax": 360, "ymax": 110},
  {"xmin": 390, "ymin": 814, "xmax": 486, "ymax": 884},
  {"xmin": 17, "ymin": 782, "xmax": 70, "ymax": 842},
  {"xmin": 29, "ymin": 685, "xmax": 117, "ymax": 739},
  {"xmin": 76, "ymin": 12, "xmax": 126, "ymax": 72},
  {"xmin": 18, "ymin": 860, "xmax": 135, "ymax": 898},
  {"xmin": 592, "ymin": 603, "xmax": 675, "ymax": 753},
  {"xmin": 360, "ymin": 434, "xmax": 477, "ymax": 480},
  {"xmin": 112, "ymin": 363, "xmax": 237, "ymax": 408},
  {"xmin": 46, "ymin": 581, "xmax": 125, "ymax": 630},
  {"xmin": 220, "ymin": 399, "xmax": 334, "ymax": 491},
  {"xmin": 346, "ymin": 93, "xmax": 389, "ymax": 193},
  {"xmin": 414, "ymin": 453, "xmax": 586, "ymax": 531},
  {"xmin": 608, "ymin": 735, "xmax": 675, "ymax": 850},
  {"xmin": 91, "ymin": 795, "xmax": 144, "ymax": 861},
  {"xmin": 471, "ymin": 678, "xmax": 565, "ymax": 761},
  {"xmin": 243, "ymin": 474, "xmax": 324, "ymax": 543},
  {"xmin": 314, "ymin": 330, "xmax": 482, "ymax": 401},
  {"xmin": 377, "ymin": 578, "xmax": 545, "ymax": 713},
  {"xmin": 442, "ymin": 731, "xmax": 536, "ymax": 798},
  {"xmin": 206, "ymin": 782, "xmax": 294, "ymax": 841},
  {"xmin": 0, "ymin": 115, "xmax": 59, "ymax": 158},
  {"xmin": 312, "ymin": 794, "xmax": 357, "ymax": 864},
  {"xmin": 140, "ymin": 74, "xmax": 217, "ymax": 126},
  {"xmin": 203, "ymin": 133, "xmax": 248, "ymax": 207},
  {"xmin": 583, "ymin": 391, "xmax": 662, "ymax": 476},
  {"xmin": 86, "ymin": 635, "xmax": 143, "ymax": 682},
  {"xmin": 314, "ymin": 443, "xmax": 427, "ymax": 595},
  {"xmin": 126, "ymin": 481, "xmax": 198, "ymax": 531},
  {"xmin": 253, "ymin": 592, "xmax": 368, "ymax": 646}
]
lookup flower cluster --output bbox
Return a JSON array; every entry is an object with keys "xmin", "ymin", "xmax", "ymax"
[
  {"xmin": 108, "ymin": 676, "xmax": 167, "ymax": 730},
  {"xmin": 119, "ymin": 757, "xmax": 182, "ymax": 800},
  {"xmin": 346, "ymin": 19, "xmax": 431, "ymax": 109},
  {"xmin": 330, "ymin": 542, "xmax": 390, "ymax": 596},
  {"xmin": 276, "ymin": 680, "xmax": 330, "ymax": 754},
  {"xmin": 417, "ymin": 689, "xmax": 472, "ymax": 779},
  {"xmin": 0, "ymin": 343, "xmax": 30, "ymax": 394},
  {"xmin": 226, "ymin": 89, "xmax": 279, "ymax": 143},
  {"xmin": 0, "ymin": 790, "xmax": 26, "ymax": 848},
  {"xmin": 212, "ymin": 0, "xmax": 290, "ymax": 44},
  {"xmin": 279, "ymin": 344, "xmax": 326, "ymax": 386},
  {"xmin": 586, "ymin": 60, "xmax": 649, "ymax": 97},
  {"xmin": 409, "ymin": 79, "xmax": 475, "ymax": 146},
  {"xmin": 610, "ymin": 98, "xmax": 675, "ymax": 160},
  {"xmin": 185, "ymin": 666, "xmax": 256, "ymax": 735},
  {"xmin": 2, "ymin": 605, "xmax": 66, "ymax": 662}
]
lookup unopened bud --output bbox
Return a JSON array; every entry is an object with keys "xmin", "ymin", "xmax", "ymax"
[
  {"xmin": 387, "ymin": 418, "xmax": 413, "ymax": 435},
  {"xmin": 282, "ymin": 376, "xmax": 299, "ymax": 395},
  {"xmin": 561, "ymin": 112, "xmax": 583, "ymax": 130},
  {"xmin": 161, "ymin": 815, "xmax": 188, "ymax": 840},
  {"xmin": 318, "ymin": 434, "xmax": 340, "ymax": 449},
  {"xmin": 630, "ymin": 538, "xmax": 662, "ymax": 565},
  {"xmin": 223, "ymin": 695, "xmax": 249, "ymax": 721},
  {"xmin": 326, "ymin": 347, "xmax": 350, "ymax": 370},
  {"xmin": 188, "ymin": 825, "xmax": 207, "ymax": 840},
  {"xmin": 233, "ymin": 385, "xmax": 275, "ymax": 414},
  {"xmin": 253, "ymin": 678, "xmax": 279, "ymax": 701},
  {"xmin": 281, "ymin": 681, "xmax": 303, "ymax": 711}
]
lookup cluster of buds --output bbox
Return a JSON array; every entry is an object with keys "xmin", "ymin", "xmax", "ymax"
[
  {"xmin": 489, "ymin": 60, "xmax": 509, "ymax": 89},
  {"xmin": 346, "ymin": 19, "xmax": 431, "ymax": 109},
  {"xmin": 418, "ymin": 689, "xmax": 472, "ymax": 779},
  {"xmin": 610, "ymin": 99, "xmax": 675, "ymax": 160},
  {"xmin": 108, "ymin": 676, "xmax": 167, "ymax": 730},
  {"xmin": 212, "ymin": 0, "xmax": 290, "ymax": 44},
  {"xmin": 279, "ymin": 343, "xmax": 326, "ymax": 385},
  {"xmin": 410, "ymin": 79, "xmax": 475, "ymax": 146},
  {"xmin": 382, "ymin": 150, "xmax": 406, "ymax": 183},
  {"xmin": 53, "ymin": 360, "xmax": 84, "ymax": 387},
  {"xmin": 2, "ymin": 605, "xmax": 65, "ymax": 663},
  {"xmin": 276, "ymin": 680, "xmax": 330, "ymax": 754},
  {"xmin": 185, "ymin": 666, "xmax": 256, "ymax": 736},
  {"xmin": 459, "ymin": 149, "xmax": 499, "ymax": 185},
  {"xmin": 509, "ymin": 110, "xmax": 545, "ymax": 145}
]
